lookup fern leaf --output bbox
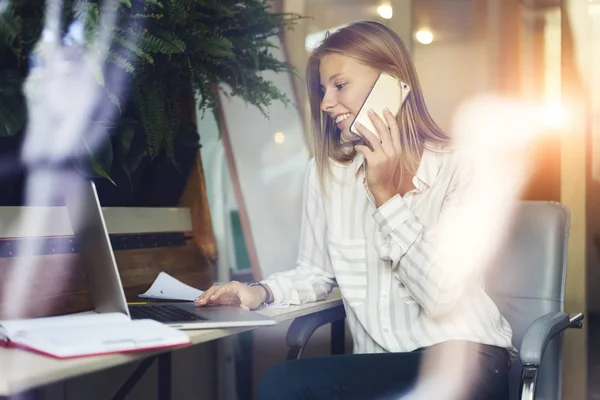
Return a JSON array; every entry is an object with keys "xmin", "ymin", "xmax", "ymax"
[
  {"xmin": 141, "ymin": 0, "xmax": 163, "ymax": 9},
  {"xmin": 140, "ymin": 30, "xmax": 185, "ymax": 54},
  {"xmin": 0, "ymin": 8, "xmax": 23, "ymax": 51},
  {"xmin": 131, "ymin": 13, "xmax": 163, "ymax": 20},
  {"xmin": 196, "ymin": 35, "xmax": 233, "ymax": 58},
  {"xmin": 108, "ymin": 53, "xmax": 136, "ymax": 73},
  {"xmin": 113, "ymin": 35, "xmax": 154, "ymax": 63}
]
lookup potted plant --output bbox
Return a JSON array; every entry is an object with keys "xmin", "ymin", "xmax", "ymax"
[{"xmin": 0, "ymin": 0, "xmax": 301, "ymax": 206}]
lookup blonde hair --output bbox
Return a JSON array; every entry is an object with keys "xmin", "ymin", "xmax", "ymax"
[{"xmin": 306, "ymin": 21, "xmax": 450, "ymax": 188}]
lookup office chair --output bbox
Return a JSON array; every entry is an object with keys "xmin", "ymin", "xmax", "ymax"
[{"xmin": 285, "ymin": 201, "xmax": 584, "ymax": 400}]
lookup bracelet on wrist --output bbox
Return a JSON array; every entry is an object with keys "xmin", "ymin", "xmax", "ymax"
[{"xmin": 247, "ymin": 282, "xmax": 271, "ymax": 307}]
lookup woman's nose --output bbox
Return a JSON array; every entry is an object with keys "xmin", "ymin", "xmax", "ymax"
[{"xmin": 320, "ymin": 91, "xmax": 336, "ymax": 112}]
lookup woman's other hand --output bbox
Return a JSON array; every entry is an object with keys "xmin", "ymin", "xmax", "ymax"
[
  {"xmin": 194, "ymin": 281, "xmax": 267, "ymax": 311},
  {"xmin": 353, "ymin": 108, "xmax": 403, "ymax": 206}
]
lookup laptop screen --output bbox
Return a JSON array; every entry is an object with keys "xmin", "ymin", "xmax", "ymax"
[{"xmin": 65, "ymin": 180, "xmax": 130, "ymax": 317}]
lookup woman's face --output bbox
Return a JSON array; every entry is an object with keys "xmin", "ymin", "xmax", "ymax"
[{"xmin": 319, "ymin": 53, "xmax": 379, "ymax": 143}]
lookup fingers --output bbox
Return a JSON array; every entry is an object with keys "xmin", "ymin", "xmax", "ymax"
[
  {"xmin": 368, "ymin": 110, "xmax": 393, "ymax": 153},
  {"xmin": 383, "ymin": 108, "xmax": 401, "ymax": 153},
  {"xmin": 195, "ymin": 285, "xmax": 221, "ymax": 306},
  {"xmin": 353, "ymin": 121, "xmax": 382, "ymax": 152},
  {"xmin": 194, "ymin": 281, "xmax": 245, "ymax": 307},
  {"xmin": 209, "ymin": 284, "xmax": 241, "ymax": 304}
]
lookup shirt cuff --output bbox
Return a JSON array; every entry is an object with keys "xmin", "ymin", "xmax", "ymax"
[
  {"xmin": 259, "ymin": 279, "xmax": 285, "ymax": 305},
  {"xmin": 372, "ymin": 194, "xmax": 412, "ymax": 237}
]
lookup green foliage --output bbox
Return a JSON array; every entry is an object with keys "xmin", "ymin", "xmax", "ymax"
[
  {"xmin": 0, "ymin": 68, "xmax": 26, "ymax": 137},
  {"xmin": 0, "ymin": 0, "xmax": 301, "ymax": 181},
  {"xmin": 0, "ymin": 7, "xmax": 22, "ymax": 54}
]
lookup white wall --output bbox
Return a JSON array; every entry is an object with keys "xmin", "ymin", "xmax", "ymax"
[
  {"xmin": 217, "ymin": 38, "xmax": 311, "ymax": 281},
  {"xmin": 413, "ymin": 40, "xmax": 492, "ymax": 134},
  {"xmin": 197, "ymin": 104, "xmax": 239, "ymax": 283}
]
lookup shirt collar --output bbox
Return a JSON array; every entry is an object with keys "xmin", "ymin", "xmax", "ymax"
[
  {"xmin": 414, "ymin": 145, "xmax": 444, "ymax": 188},
  {"xmin": 353, "ymin": 153, "xmax": 365, "ymax": 175}
]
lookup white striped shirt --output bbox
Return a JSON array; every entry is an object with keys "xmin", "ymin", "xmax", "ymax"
[{"xmin": 261, "ymin": 146, "xmax": 514, "ymax": 355}]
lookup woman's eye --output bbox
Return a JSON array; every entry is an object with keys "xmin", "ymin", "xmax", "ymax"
[{"xmin": 336, "ymin": 83, "xmax": 347, "ymax": 90}]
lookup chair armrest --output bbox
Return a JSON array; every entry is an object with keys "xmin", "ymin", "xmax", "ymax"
[
  {"xmin": 286, "ymin": 304, "xmax": 346, "ymax": 360},
  {"xmin": 520, "ymin": 312, "xmax": 584, "ymax": 366}
]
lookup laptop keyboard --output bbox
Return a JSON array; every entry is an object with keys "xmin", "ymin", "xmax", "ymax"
[{"xmin": 129, "ymin": 304, "xmax": 206, "ymax": 323}]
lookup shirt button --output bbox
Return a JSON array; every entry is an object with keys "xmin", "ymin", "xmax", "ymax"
[
  {"xmin": 382, "ymin": 292, "xmax": 387, "ymax": 297},
  {"xmin": 383, "ymin": 328, "xmax": 389, "ymax": 333}
]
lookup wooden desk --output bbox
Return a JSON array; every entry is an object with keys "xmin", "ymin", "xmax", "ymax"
[{"xmin": 0, "ymin": 289, "xmax": 343, "ymax": 398}]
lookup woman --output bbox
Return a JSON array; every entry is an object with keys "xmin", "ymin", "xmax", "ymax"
[{"xmin": 196, "ymin": 21, "xmax": 513, "ymax": 400}]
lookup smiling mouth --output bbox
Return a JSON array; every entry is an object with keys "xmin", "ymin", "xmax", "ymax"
[{"xmin": 335, "ymin": 113, "xmax": 351, "ymax": 124}]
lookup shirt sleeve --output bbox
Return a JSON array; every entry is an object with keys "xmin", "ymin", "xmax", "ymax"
[
  {"xmin": 372, "ymin": 153, "xmax": 477, "ymax": 318},
  {"xmin": 261, "ymin": 158, "xmax": 337, "ymax": 305}
]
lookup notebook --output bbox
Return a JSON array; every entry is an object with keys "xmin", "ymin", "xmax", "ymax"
[{"xmin": 0, "ymin": 313, "xmax": 191, "ymax": 359}]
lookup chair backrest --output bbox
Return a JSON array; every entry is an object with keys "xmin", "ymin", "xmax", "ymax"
[{"xmin": 486, "ymin": 201, "xmax": 569, "ymax": 400}]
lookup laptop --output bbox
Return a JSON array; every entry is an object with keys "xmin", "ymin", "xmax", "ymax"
[{"xmin": 66, "ymin": 179, "xmax": 276, "ymax": 330}]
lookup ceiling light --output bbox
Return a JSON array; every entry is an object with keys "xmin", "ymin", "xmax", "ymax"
[
  {"xmin": 377, "ymin": 5, "xmax": 393, "ymax": 20},
  {"xmin": 415, "ymin": 29, "xmax": 434, "ymax": 45},
  {"xmin": 274, "ymin": 132, "xmax": 285, "ymax": 144}
]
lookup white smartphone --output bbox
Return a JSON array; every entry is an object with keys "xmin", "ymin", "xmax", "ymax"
[{"xmin": 349, "ymin": 73, "xmax": 411, "ymax": 138}]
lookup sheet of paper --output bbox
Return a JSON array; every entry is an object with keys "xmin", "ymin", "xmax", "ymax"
[{"xmin": 139, "ymin": 272, "xmax": 204, "ymax": 301}]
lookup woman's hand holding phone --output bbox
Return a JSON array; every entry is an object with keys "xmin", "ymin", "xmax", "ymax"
[{"xmin": 354, "ymin": 108, "xmax": 403, "ymax": 207}]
